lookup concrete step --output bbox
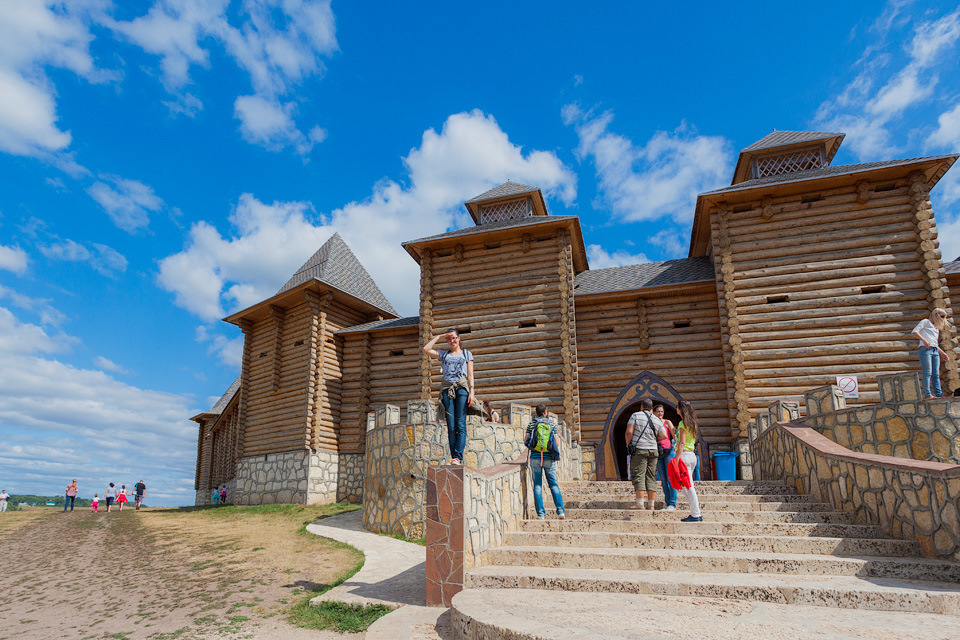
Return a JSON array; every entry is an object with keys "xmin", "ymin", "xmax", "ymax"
[
  {"xmin": 564, "ymin": 482, "xmax": 798, "ymax": 497},
  {"xmin": 462, "ymin": 572, "xmax": 960, "ymax": 616},
  {"xmin": 558, "ymin": 508, "xmax": 854, "ymax": 523},
  {"xmin": 564, "ymin": 498, "xmax": 836, "ymax": 512},
  {"xmin": 503, "ymin": 531, "xmax": 920, "ymax": 557},
  {"xmin": 485, "ymin": 546, "xmax": 960, "ymax": 582},
  {"xmin": 519, "ymin": 518, "xmax": 886, "ymax": 539},
  {"xmin": 562, "ymin": 491, "xmax": 812, "ymax": 503}
]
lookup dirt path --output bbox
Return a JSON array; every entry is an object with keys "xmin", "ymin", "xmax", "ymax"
[{"xmin": 0, "ymin": 508, "xmax": 363, "ymax": 640}]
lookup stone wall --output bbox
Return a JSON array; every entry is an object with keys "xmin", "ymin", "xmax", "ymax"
[
  {"xmin": 803, "ymin": 373, "xmax": 960, "ymax": 464},
  {"xmin": 363, "ymin": 400, "xmax": 528, "ymax": 539},
  {"xmin": 195, "ymin": 478, "xmax": 236, "ymax": 506},
  {"xmin": 306, "ymin": 448, "xmax": 339, "ymax": 504},
  {"xmin": 337, "ymin": 452, "xmax": 363, "ymax": 503},
  {"xmin": 232, "ymin": 449, "xmax": 339, "ymax": 505},
  {"xmin": 753, "ymin": 420, "xmax": 960, "ymax": 561},
  {"xmin": 425, "ymin": 457, "xmax": 527, "ymax": 607}
]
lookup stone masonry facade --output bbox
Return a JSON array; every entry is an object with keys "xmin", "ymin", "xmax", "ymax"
[
  {"xmin": 337, "ymin": 452, "xmax": 364, "ymax": 503},
  {"xmin": 233, "ymin": 449, "xmax": 340, "ymax": 505}
]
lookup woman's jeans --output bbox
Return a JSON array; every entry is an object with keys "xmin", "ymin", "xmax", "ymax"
[
  {"xmin": 440, "ymin": 387, "xmax": 469, "ymax": 460},
  {"xmin": 529, "ymin": 455, "xmax": 564, "ymax": 516},
  {"xmin": 64, "ymin": 495, "xmax": 75, "ymax": 511},
  {"xmin": 656, "ymin": 447, "xmax": 677, "ymax": 507},
  {"xmin": 919, "ymin": 345, "xmax": 942, "ymax": 398}
]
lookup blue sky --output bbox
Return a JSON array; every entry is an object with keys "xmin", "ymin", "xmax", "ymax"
[{"xmin": 2, "ymin": 1, "xmax": 960, "ymax": 506}]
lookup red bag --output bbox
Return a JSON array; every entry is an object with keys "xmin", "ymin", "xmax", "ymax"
[{"xmin": 667, "ymin": 456, "xmax": 692, "ymax": 490}]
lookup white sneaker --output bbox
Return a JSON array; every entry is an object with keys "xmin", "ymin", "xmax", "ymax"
[
  {"xmin": 558, "ymin": 512, "xmax": 566, "ymax": 520},
  {"xmin": 664, "ymin": 505, "xmax": 677, "ymax": 511},
  {"xmin": 537, "ymin": 515, "xmax": 546, "ymax": 520}
]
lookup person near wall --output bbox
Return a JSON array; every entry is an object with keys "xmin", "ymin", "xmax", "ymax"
[
  {"xmin": 423, "ymin": 328, "xmax": 475, "ymax": 465},
  {"xmin": 912, "ymin": 309, "xmax": 952, "ymax": 400},
  {"xmin": 64, "ymin": 480, "xmax": 79, "ymax": 512},
  {"xmin": 625, "ymin": 399, "xmax": 668, "ymax": 510},
  {"xmin": 653, "ymin": 404, "xmax": 677, "ymax": 511},
  {"xmin": 524, "ymin": 403, "xmax": 565, "ymax": 520},
  {"xmin": 676, "ymin": 399, "xmax": 703, "ymax": 522}
]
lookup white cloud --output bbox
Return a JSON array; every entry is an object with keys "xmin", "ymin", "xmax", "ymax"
[
  {"xmin": 196, "ymin": 326, "xmax": 243, "ymax": 367},
  {"xmin": 649, "ymin": 228, "xmax": 688, "ymax": 258},
  {"xmin": 159, "ymin": 109, "xmax": 577, "ymax": 319},
  {"xmin": 815, "ymin": 9, "xmax": 960, "ymax": 159},
  {"xmin": 0, "ymin": 244, "xmax": 29, "ymax": 275},
  {"xmin": 94, "ymin": 355, "xmax": 129, "ymax": 374},
  {"xmin": 0, "ymin": 306, "xmax": 63, "ymax": 354},
  {"xmin": 87, "ymin": 176, "xmax": 164, "ymax": 232},
  {"xmin": 110, "ymin": 0, "xmax": 337, "ymax": 154},
  {"xmin": 40, "ymin": 238, "xmax": 128, "ymax": 276},
  {"xmin": 0, "ymin": 285, "xmax": 67, "ymax": 327},
  {"xmin": 0, "ymin": 0, "xmax": 112, "ymax": 159},
  {"xmin": 586, "ymin": 244, "xmax": 649, "ymax": 270},
  {"xmin": 938, "ymin": 213, "xmax": 960, "ymax": 263},
  {"xmin": 927, "ymin": 101, "xmax": 960, "ymax": 150},
  {"xmin": 564, "ymin": 105, "xmax": 731, "ymax": 224}
]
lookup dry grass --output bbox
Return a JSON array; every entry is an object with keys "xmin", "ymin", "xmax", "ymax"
[{"xmin": 0, "ymin": 506, "xmax": 55, "ymax": 536}]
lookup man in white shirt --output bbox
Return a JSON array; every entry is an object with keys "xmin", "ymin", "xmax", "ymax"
[{"xmin": 0, "ymin": 489, "xmax": 9, "ymax": 512}]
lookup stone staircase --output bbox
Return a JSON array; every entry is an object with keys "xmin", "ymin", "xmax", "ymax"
[{"xmin": 452, "ymin": 480, "xmax": 960, "ymax": 638}]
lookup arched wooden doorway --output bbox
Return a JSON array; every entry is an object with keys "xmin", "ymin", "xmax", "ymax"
[{"xmin": 596, "ymin": 371, "xmax": 684, "ymax": 481}]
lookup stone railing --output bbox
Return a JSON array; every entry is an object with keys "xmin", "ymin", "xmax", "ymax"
[
  {"xmin": 363, "ymin": 400, "xmax": 527, "ymax": 539},
  {"xmin": 425, "ymin": 457, "xmax": 527, "ymax": 607},
  {"xmin": 802, "ymin": 373, "xmax": 960, "ymax": 464},
  {"xmin": 753, "ymin": 420, "xmax": 960, "ymax": 560}
]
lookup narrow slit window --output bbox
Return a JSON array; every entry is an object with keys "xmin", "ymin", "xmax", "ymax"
[
  {"xmin": 733, "ymin": 204, "xmax": 751, "ymax": 213},
  {"xmin": 484, "ymin": 242, "xmax": 501, "ymax": 250},
  {"xmin": 598, "ymin": 327, "xmax": 615, "ymax": 334},
  {"xmin": 673, "ymin": 321, "xmax": 691, "ymax": 329},
  {"xmin": 766, "ymin": 295, "xmax": 789, "ymax": 304},
  {"xmin": 457, "ymin": 326, "xmax": 472, "ymax": 334},
  {"xmin": 294, "ymin": 339, "xmax": 304, "ymax": 346},
  {"xmin": 801, "ymin": 194, "xmax": 822, "ymax": 204},
  {"xmin": 258, "ymin": 351, "xmax": 268, "ymax": 358},
  {"xmin": 874, "ymin": 183, "xmax": 897, "ymax": 193},
  {"xmin": 860, "ymin": 285, "xmax": 884, "ymax": 295},
  {"xmin": 519, "ymin": 320, "xmax": 537, "ymax": 329},
  {"xmin": 435, "ymin": 250, "xmax": 453, "ymax": 257},
  {"xmin": 389, "ymin": 349, "xmax": 404, "ymax": 357}
]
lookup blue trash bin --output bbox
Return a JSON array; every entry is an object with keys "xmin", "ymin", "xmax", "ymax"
[{"xmin": 711, "ymin": 451, "xmax": 739, "ymax": 481}]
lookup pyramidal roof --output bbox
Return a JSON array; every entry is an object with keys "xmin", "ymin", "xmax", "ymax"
[
  {"xmin": 742, "ymin": 130, "xmax": 844, "ymax": 153},
  {"xmin": 465, "ymin": 181, "xmax": 538, "ymax": 203},
  {"xmin": 276, "ymin": 233, "xmax": 397, "ymax": 316}
]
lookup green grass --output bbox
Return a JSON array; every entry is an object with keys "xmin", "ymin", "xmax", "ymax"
[
  {"xmin": 286, "ymin": 548, "xmax": 391, "ymax": 632},
  {"xmin": 379, "ymin": 531, "xmax": 427, "ymax": 546}
]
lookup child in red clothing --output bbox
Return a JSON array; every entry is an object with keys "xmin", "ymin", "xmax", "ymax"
[{"xmin": 91, "ymin": 494, "xmax": 99, "ymax": 512}]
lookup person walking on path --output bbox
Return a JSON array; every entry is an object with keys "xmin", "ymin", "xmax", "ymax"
[
  {"xmin": 91, "ymin": 493, "xmax": 99, "ymax": 513},
  {"xmin": 219, "ymin": 486, "xmax": 227, "ymax": 505},
  {"xmin": 625, "ymin": 399, "xmax": 668, "ymax": 510},
  {"xmin": 105, "ymin": 483, "xmax": 117, "ymax": 513},
  {"xmin": 422, "ymin": 328, "xmax": 475, "ymax": 465},
  {"xmin": 116, "ymin": 485, "xmax": 129, "ymax": 511},
  {"xmin": 676, "ymin": 399, "xmax": 703, "ymax": 522},
  {"xmin": 134, "ymin": 480, "xmax": 146, "ymax": 510},
  {"xmin": 653, "ymin": 404, "xmax": 677, "ymax": 511},
  {"xmin": 524, "ymin": 404, "xmax": 565, "ymax": 520},
  {"xmin": 64, "ymin": 480, "xmax": 78, "ymax": 512},
  {"xmin": 0, "ymin": 489, "xmax": 8, "ymax": 513},
  {"xmin": 913, "ymin": 309, "xmax": 952, "ymax": 399}
]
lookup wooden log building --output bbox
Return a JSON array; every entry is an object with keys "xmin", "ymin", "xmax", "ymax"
[{"xmin": 192, "ymin": 130, "xmax": 959, "ymax": 504}]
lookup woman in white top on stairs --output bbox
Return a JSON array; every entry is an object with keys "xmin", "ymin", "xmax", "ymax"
[{"xmin": 912, "ymin": 309, "xmax": 952, "ymax": 400}]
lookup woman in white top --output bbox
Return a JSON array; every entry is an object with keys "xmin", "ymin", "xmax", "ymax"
[{"xmin": 912, "ymin": 309, "xmax": 951, "ymax": 399}]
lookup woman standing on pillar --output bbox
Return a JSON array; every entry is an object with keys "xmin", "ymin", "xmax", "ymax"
[
  {"xmin": 676, "ymin": 399, "xmax": 702, "ymax": 522},
  {"xmin": 912, "ymin": 309, "xmax": 951, "ymax": 400},
  {"xmin": 423, "ymin": 328, "xmax": 475, "ymax": 464}
]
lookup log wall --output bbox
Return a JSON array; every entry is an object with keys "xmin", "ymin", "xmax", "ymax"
[
  {"xmin": 339, "ymin": 327, "xmax": 421, "ymax": 452},
  {"xmin": 710, "ymin": 177, "xmax": 958, "ymax": 438},
  {"xmin": 240, "ymin": 294, "xmax": 367, "ymax": 457},
  {"xmin": 575, "ymin": 284, "xmax": 731, "ymax": 445},
  {"xmin": 417, "ymin": 231, "xmax": 581, "ymax": 434}
]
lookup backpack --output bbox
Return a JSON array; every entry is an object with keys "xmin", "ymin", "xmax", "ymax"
[{"xmin": 533, "ymin": 419, "xmax": 553, "ymax": 453}]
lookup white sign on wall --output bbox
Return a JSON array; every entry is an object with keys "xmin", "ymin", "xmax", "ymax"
[{"xmin": 836, "ymin": 375, "xmax": 859, "ymax": 399}]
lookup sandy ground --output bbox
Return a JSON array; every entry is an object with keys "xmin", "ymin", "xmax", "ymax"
[{"xmin": 0, "ymin": 506, "xmax": 366, "ymax": 640}]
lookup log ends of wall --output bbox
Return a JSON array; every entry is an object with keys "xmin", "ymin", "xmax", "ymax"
[
  {"xmin": 556, "ymin": 228, "xmax": 579, "ymax": 439},
  {"xmin": 714, "ymin": 205, "xmax": 749, "ymax": 438},
  {"xmin": 305, "ymin": 290, "xmax": 334, "ymax": 451},
  {"xmin": 237, "ymin": 318, "xmax": 253, "ymax": 460},
  {"xmin": 419, "ymin": 249, "xmax": 434, "ymax": 400},
  {"xmin": 636, "ymin": 298, "xmax": 649, "ymax": 350},
  {"xmin": 910, "ymin": 172, "xmax": 959, "ymax": 392}
]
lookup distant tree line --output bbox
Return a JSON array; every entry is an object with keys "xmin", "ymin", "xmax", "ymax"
[{"xmin": 5, "ymin": 494, "xmax": 93, "ymax": 510}]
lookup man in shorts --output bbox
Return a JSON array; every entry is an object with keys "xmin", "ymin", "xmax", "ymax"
[
  {"xmin": 134, "ymin": 480, "xmax": 146, "ymax": 510},
  {"xmin": 625, "ymin": 399, "xmax": 668, "ymax": 510}
]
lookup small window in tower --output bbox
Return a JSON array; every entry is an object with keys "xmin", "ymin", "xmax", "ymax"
[
  {"xmin": 766, "ymin": 295, "xmax": 789, "ymax": 304},
  {"xmin": 390, "ymin": 349, "xmax": 404, "ymax": 357},
  {"xmin": 801, "ymin": 194, "xmax": 822, "ymax": 204},
  {"xmin": 484, "ymin": 242, "xmax": 501, "ymax": 250},
  {"xmin": 435, "ymin": 250, "xmax": 453, "ymax": 257},
  {"xmin": 258, "ymin": 351, "xmax": 268, "ymax": 358},
  {"xmin": 874, "ymin": 183, "xmax": 897, "ymax": 193},
  {"xmin": 860, "ymin": 285, "xmax": 885, "ymax": 295},
  {"xmin": 733, "ymin": 204, "xmax": 751, "ymax": 213},
  {"xmin": 457, "ymin": 326, "xmax": 472, "ymax": 334},
  {"xmin": 598, "ymin": 327, "xmax": 615, "ymax": 334},
  {"xmin": 519, "ymin": 320, "xmax": 537, "ymax": 329},
  {"xmin": 294, "ymin": 339, "xmax": 304, "ymax": 346},
  {"xmin": 673, "ymin": 321, "xmax": 691, "ymax": 329}
]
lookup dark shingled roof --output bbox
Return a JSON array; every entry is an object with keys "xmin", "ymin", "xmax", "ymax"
[
  {"xmin": 574, "ymin": 257, "xmax": 715, "ymax": 295},
  {"xmin": 944, "ymin": 259, "xmax": 960, "ymax": 275},
  {"xmin": 209, "ymin": 375, "xmax": 241, "ymax": 414},
  {"xmin": 705, "ymin": 157, "xmax": 956, "ymax": 196},
  {"xmin": 404, "ymin": 214, "xmax": 579, "ymax": 245},
  {"xmin": 465, "ymin": 181, "xmax": 538, "ymax": 203},
  {"xmin": 336, "ymin": 316, "xmax": 420, "ymax": 334},
  {"xmin": 742, "ymin": 130, "xmax": 843, "ymax": 152},
  {"xmin": 277, "ymin": 233, "xmax": 397, "ymax": 316}
]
